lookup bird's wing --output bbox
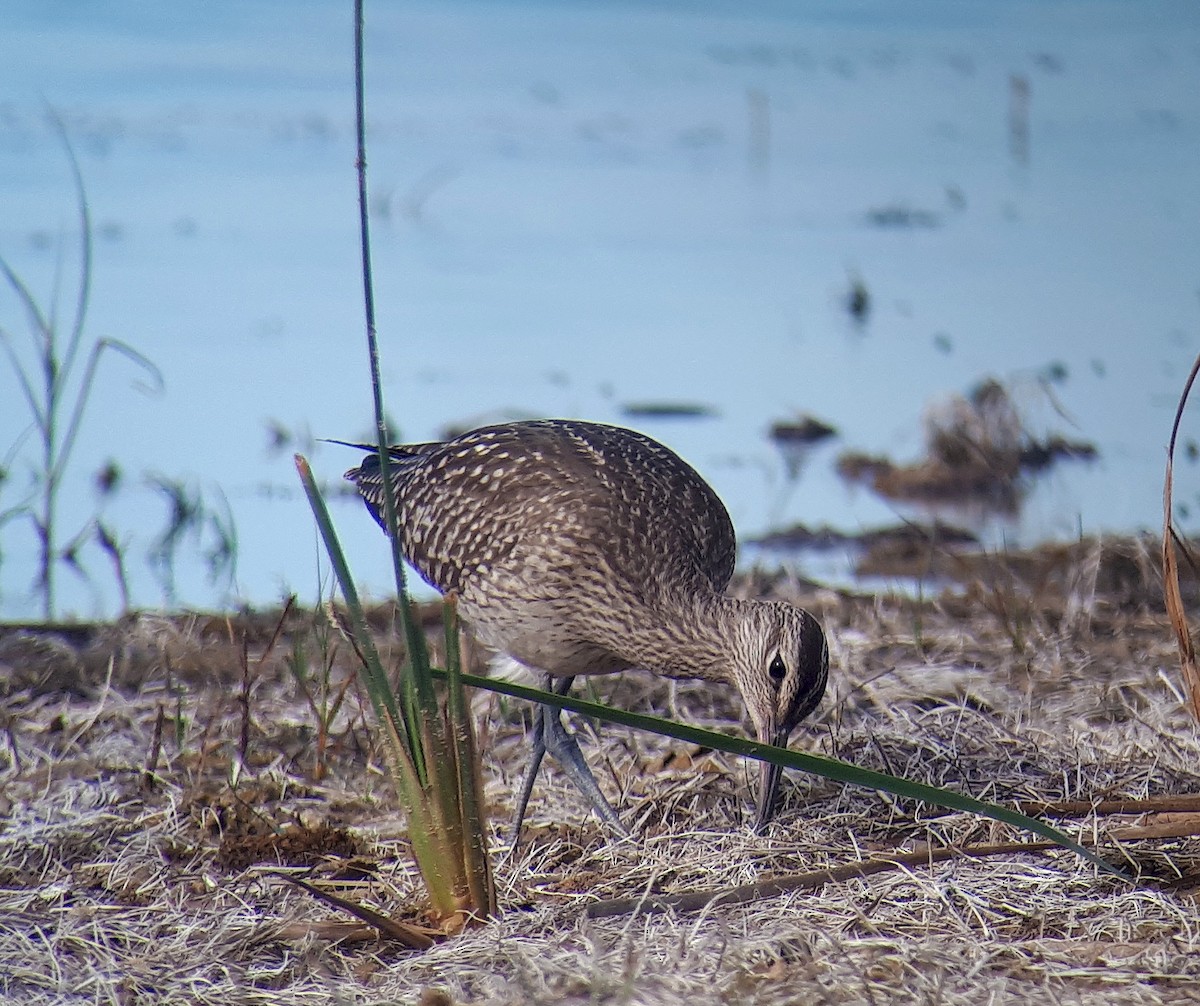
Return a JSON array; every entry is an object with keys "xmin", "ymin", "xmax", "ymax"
[{"xmin": 568, "ymin": 422, "xmax": 737, "ymax": 595}]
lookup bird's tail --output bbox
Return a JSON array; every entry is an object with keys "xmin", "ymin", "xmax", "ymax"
[
  {"xmin": 331, "ymin": 440, "xmax": 437, "ymax": 533},
  {"xmin": 325, "ymin": 440, "xmax": 433, "ymax": 482}
]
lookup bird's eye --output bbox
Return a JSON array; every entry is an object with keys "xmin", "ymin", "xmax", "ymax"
[{"xmin": 768, "ymin": 653, "xmax": 787, "ymax": 683}]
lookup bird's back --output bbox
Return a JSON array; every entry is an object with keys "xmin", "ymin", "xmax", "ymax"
[{"xmin": 346, "ymin": 419, "xmax": 736, "ymax": 611}]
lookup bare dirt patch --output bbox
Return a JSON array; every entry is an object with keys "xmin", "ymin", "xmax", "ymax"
[{"xmin": 3, "ymin": 539, "xmax": 1200, "ymax": 1004}]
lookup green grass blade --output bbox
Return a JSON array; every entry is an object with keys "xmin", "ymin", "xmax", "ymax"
[
  {"xmin": 444, "ymin": 596, "xmax": 496, "ymax": 914},
  {"xmin": 294, "ymin": 455, "xmax": 409, "ymax": 745},
  {"xmin": 402, "ymin": 607, "xmax": 458, "ymax": 847},
  {"xmin": 0, "ymin": 254, "xmax": 53, "ymax": 359},
  {"xmin": 0, "ymin": 324, "xmax": 47, "ymax": 431},
  {"xmin": 377, "ymin": 713, "xmax": 458, "ymax": 916},
  {"xmin": 349, "ymin": 0, "xmax": 440, "ymax": 755},
  {"xmin": 291, "ymin": 462, "xmax": 428, "ymax": 786},
  {"xmin": 435, "ymin": 667, "xmax": 1129, "ymax": 882},
  {"xmin": 45, "ymin": 106, "xmax": 93, "ymax": 384},
  {"xmin": 52, "ymin": 337, "xmax": 163, "ymax": 486},
  {"xmin": 295, "ymin": 454, "xmax": 474, "ymax": 919}
]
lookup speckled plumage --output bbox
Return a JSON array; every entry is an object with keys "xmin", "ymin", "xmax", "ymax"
[{"xmin": 345, "ymin": 418, "xmax": 828, "ymax": 828}]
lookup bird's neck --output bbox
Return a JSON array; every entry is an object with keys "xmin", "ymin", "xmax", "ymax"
[{"xmin": 617, "ymin": 590, "xmax": 741, "ymax": 685}]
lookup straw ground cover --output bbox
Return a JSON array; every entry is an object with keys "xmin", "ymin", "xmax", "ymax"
[{"xmin": 3, "ymin": 537, "xmax": 1200, "ymax": 1004}]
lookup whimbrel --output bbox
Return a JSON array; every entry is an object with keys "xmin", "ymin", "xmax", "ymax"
[{"xmin": 344, "ymin": 419, "xmax": 828, "ymax": 832}]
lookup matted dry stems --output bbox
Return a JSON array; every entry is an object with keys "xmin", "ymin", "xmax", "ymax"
[{"xmin": 3, "ymin": 551, "xmax": 1200, "ymax": 1004}]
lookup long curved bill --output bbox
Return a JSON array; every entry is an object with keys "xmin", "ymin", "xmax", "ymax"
[{"xmin": 752, "ymin": 725, "xmax": 790, "ymax": 832}]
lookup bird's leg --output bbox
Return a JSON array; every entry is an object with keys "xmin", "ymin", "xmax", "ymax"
[
  {"xmin": 511, "ymin": 676, "xmax": 555, "ymax": 840},
  {"xmin": 512, "ymin": 675, "xmax": 627, "ymax": 840}
]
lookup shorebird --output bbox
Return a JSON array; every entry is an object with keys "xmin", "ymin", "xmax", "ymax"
[{"xmin": 343, "ymin": 419, "xmax": 828, "ymax": 833}]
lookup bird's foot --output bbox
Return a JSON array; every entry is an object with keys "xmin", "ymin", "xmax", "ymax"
[
  {"xmin": 540, "ymin": 706, "xmax": 627, "ymax": 836},
  {"xmin": 511, "ymin": 677, "xmax": 627, "ymax": 844}
]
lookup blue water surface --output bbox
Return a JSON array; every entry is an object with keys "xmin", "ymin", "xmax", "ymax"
[{"xmin": 1, "ymin": 0, "xmax": 1198, "ymax": 618}]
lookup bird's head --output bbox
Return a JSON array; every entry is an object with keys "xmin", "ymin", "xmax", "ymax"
[{"xmin": 727, "ymin": 600, "xmax": 828, "ymax": 831}]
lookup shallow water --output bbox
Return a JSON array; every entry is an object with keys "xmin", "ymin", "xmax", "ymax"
[{"xmin": 1, "ymin": 1, "xmax": 1198, "ymax": 618}]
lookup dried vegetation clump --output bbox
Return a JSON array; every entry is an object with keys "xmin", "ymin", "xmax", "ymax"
[
  {"xmin": 3, "ymin": 540, "xmax": 1200, "ymax": 1004},
  {"xmin": 838, "ymin": 377, "xmax": 1097, "ymax": 515}
]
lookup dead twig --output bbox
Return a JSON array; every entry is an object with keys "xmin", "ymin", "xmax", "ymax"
[
  {"xmin": 1162, "ymin": 350, "xmax": 1200, "ymax": 721},
  {"xmin": 141, "ymin": 703, "xmax": 165, "ymax": 791},
  {"xmin": 586, "ymin": 813, "xmax": 1200, "ymax": 920},
  {"xmin": 236, "ymin": 597, "xmax": 296, "ymax": 766},
  {"xmin": 584, "ymin": 841, "xmax": 1066, "ymax": 919},
  {"xmin": 1018, "ymin": 794, "xmax": 1200, "ymax": 817},
  {"xmin": 279, "ymin": 875, "xmax": 436, "ymax": 950}
]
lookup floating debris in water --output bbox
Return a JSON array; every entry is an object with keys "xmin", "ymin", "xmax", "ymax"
[
  {"xmin": 769, "ymin": 414, "xmax": 839, "ymax": 479},
  {"xmin": 750, "ymin": 520, "xmax": 977, "ymax": 552},
  {"xmin": 845, "ymin": 274, "xmax": 870, "ymax": 324},
  {"xmin": 768, "ymin": 415, "xmax": 838, "ymax": 446},
  {"xmin": 864, "ymin": 204, "xmax": 940, "ymax": 229},
  {"xmin": 94, "ymin": 459, "xmax": 122, "ymax": 496},
  {"xmin": 836, "ymin": 377, "xmax": 1098, "ymax": 516},
  {"xmin": 748, "ymin": 520, "xmax": 982, "ymax": 587},
  {"xmin": 620, "ymin": 402, "xmax": 719, "ymax": 420},
  {"xmin": 1039, "ymin": 360, "xmax": 1069, "ymax": 384},
  {"xmin": 264, "ymin": 419, "xmax": 291, "ymax": 455}
]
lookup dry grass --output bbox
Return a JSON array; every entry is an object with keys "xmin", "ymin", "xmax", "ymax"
[{"xmin": 3, "ymin": 538, "xmax": 1200, "ymax": 1005}]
